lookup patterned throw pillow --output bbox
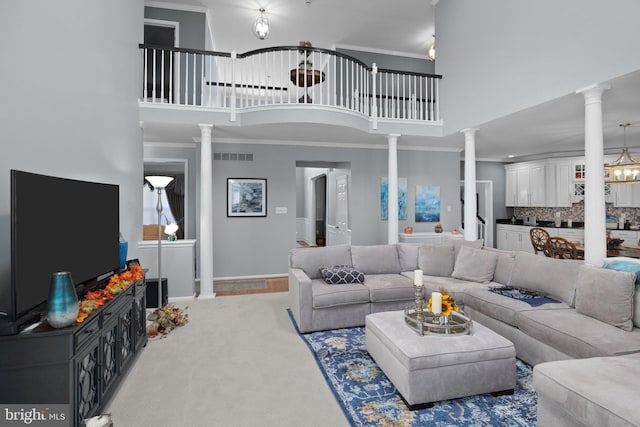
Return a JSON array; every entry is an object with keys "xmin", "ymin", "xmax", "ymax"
[{"xmin": 320, "ymin": 265, "xmax": 365, "ymax": 284}]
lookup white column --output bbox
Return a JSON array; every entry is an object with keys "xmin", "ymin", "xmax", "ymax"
[
  {"xmin": 462, "ymin": 128, "xmax": 479, "ymax": 241},
  {"xmin": 577, "ymin": 85, "xmax": 609, "ymax": 266},
  {"xmin": 198, "ymin": 124, "xmax": 215, "ymax": 299},
  {"xmin": 387, "ymin": 134, "xmax": 400, "ymax": 244}
]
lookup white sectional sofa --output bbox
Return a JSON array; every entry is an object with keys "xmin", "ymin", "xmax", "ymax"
[{"xmin": 288, "ymin": 239, "xmax": 640, "ymax": 426}]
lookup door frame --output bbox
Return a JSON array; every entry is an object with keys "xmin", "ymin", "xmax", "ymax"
[{"xmin": 460, "ymin": 180, "xmax": 494, "ymax": 248}]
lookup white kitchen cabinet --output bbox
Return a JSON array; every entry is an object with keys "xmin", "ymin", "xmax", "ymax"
[
  {"xmin": 609, "ymin": 230, "xmax": 639, "ymax": 246},
  {"xmin": 505, "ymin": 167, "xmax": 517, "ymax": 207},
  {"xmin": 496, "ymin": 224, "xmax": 532, "ymax": 252},
  {"xmin": 505, "ymin": 162, "xmax": 545, "ymax": 207},
  {"xmin": 556, "ymin": 228, "xmax": 584, "ymax": 244},
  {"xmin": 611, "ymin": 184, "xmax": 640, "ymax": 207},
  {"xmin": 546, "ymin": 160, "xmax": 572, "ymax": 207}
]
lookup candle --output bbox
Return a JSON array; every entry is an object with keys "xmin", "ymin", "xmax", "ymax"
[
  {"xmin": 414, "ymin": 269, "xmax": 423, "ymax": 287},
  {"xmin": 431, "ymin": 292, "xmax": 442, "ymax": 314}
]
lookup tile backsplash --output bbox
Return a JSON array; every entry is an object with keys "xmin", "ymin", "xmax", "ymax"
[{"xmin": 513, "ymin": 201, "xmax": 640, "ymax": 223}]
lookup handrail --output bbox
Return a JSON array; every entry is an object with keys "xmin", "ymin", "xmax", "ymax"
[
  {"xmin": 138, "ymin": 43, "xmax": 443, "ymax": 79},
  {"xmin": 139, "ymin": 43, "xmax": 442, "ymax": 123}
]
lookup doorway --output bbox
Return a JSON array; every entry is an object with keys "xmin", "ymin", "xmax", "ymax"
[
  {"xmin": 314, "ymin": 175, "xmax": 326, "ymax": 246},
  {"xmin": 295, "ymin": 162, "xmax": 351, "ymax": 247},
  {"xmin": 144, "ymin": 19, "xmax": 179, "ymax": 102},
  {"xmin": 460, "ymin": 180, "xmax": 494, "ymax": 248}
]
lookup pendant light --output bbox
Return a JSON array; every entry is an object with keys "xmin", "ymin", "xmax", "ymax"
[
  {"xmin": 605, "ymin": 123, "xmax": 640, "ymax": 183},
  {"xmin": 253, "ymin": 8, "xmax": 270, "ymax": 40}
]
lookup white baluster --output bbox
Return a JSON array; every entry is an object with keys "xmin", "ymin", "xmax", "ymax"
[
  {"xmin": 152, "ymin": 49, "xmax": 157, "ymax": 101},
  {"xmin": 160, "ymin": 49, "xmax": 165, "ymax": 101},
  {"xmin": 372, "ymin": 63, "xmax": 378, "ymax": 129},
  {"xmin": 175, "ymin": 52, "xmax": 181, "ymax": 104},
  {"xmin": 143, "ymin": 48, "xmax": 148, "ymax": 100},
  {"xmin": 230, "ymin": 50, "xmax": 237, "ymax": 122},
  {"xmin": 192, "ymin": 53, "xmax": 196, "ymax": 105},
  {"xmin": 169, "ymin": 50, "xmax": 173, "ymax": 104}
]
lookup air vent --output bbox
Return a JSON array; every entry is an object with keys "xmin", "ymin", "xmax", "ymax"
[{"xmin": 213, "ymin": 152, "xmax": 253, "ymax": 161}]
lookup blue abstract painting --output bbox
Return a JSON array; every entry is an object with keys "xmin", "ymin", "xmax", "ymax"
[
  {"xmin": 381, "ymin": 178, "xmax": 407, "ymax": 220},
  {"xmin": 415, "ymin": 185, "xmax": 440, "ymax": 222}
]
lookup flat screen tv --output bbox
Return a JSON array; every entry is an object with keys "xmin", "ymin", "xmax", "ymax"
[{"xmin": 10, "ymin": 170, "xmax": 120, "ymax": 327}]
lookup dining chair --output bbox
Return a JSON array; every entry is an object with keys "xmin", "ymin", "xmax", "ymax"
[
  {"xmin": 547, "ymin": 236, "xmax": 582, "ymax": 260},
  {"xmin": 530, "ymin": 227, "xmax": 551, "ymax": 256}
]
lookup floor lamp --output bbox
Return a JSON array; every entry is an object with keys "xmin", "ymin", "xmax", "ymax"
[{"xmin": 145, "ymin": 175, "xmax": 174, "ymax": 308}]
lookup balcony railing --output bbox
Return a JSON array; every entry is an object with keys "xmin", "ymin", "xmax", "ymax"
[{"xmin": 139, "ymin": 44, "xmax": 442, "ymax": 125}]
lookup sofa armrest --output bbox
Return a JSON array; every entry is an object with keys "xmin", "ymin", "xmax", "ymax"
[{"xmin": 288, "ymin": 267, "xmax": 314, "ymax": 333}]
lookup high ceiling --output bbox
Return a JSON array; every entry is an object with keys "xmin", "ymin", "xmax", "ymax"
[{"xmin": 144, "ymin": 0, "xmax": 640, "ymax": 162}]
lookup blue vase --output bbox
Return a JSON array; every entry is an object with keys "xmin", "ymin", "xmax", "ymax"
[
  {"xmin": 47, "ymin": 272, "xmax": 79, "ymax": 328},
  {"xmin": 119, "ymin": 241, "xmax": 128, "ymax": 269}
]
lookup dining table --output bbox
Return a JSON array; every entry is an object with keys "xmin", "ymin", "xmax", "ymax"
[{"xmin": 574, "ymin": 243, "xmax": 640, "ymax": 259}]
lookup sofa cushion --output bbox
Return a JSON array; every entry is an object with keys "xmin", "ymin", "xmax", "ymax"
[
  {"xmin": 575, "ymin": 266, "xmax": 635, "ymax": 332},
  {"xmin": 510, "ymin": 252, "xmax": 582, "ymax": 305},
  {"xmin": 311, "ymin": 279, "xmax": 371, "ymax": 309},
  {"xmin": 441, "ymin": 237, "xmax": 483, "ymax": 258},
  {"xmin": 517, "ymin": 309, "xmax": 640, "ymax": 358},
  {"xmin": 320, "ymin": 265, "xmax": 365, "ymax": 285},
  {"xmin": 289, "ymin": 245, "xmax": 352, "ymax": 279},
  {"xmin": 363, "ymin": 274, "xmax": 415, "ymax": 303},
  {"xmin": 351, "ymin": 245, "xmax": 402, "ymax": 274},
  {"xmin": 602, "ymin": 259, "xmax": 640, "ymax": 328},
  {"xmin": 400, "ymin": 272, "xmax": 479, "ymax": 300},
  {"xmin": 451, "ymin": 246, "xmax": 498, "ymax": 283},
  {"xmin": 534, "ymin": 353, "xmax": 640, "ymax": 427},
  {"xmin": 397, "ymin": 243, "xmax": 421, "ymax": 271},
  {"xmin": 463, "ymin": 287, "xmax": 569, "ymax": 327},
  {"xmin": 482, "ymin": 247, "xmax": 516, "ymax": 285},
  {"xmin": 418, "ymin": 244, "xmax": 455, "ymax": 277}
]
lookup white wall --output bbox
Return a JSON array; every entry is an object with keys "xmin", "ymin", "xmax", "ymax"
[
  {"xmin": 436, "ymin": 0, "xmax": 640, "ymax": 134},
  {"xmin": 1, "ymin": 1, "xmax": 144, "ymax": 316}
]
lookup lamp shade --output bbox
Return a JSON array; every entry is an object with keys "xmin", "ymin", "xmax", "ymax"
[
  {"xmin": 145, "ymin": 175, "xmax": 174, "ymax": 189},
  {"xmin": 164, "ymin": 222, "xmax": 179, "ymax": 236}
]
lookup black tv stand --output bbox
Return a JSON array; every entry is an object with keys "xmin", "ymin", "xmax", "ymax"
[{"xmin": 0, "ymin": 279, "xmax": 147, "ymax": 427}]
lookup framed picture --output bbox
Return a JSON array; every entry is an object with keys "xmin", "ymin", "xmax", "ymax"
[
  {"xmin": 380, "ymin": 177, "xmax": 407, "ymax": 220},
  {"xmin": 227, "ymin": 178, "xmax": 267, "ymax": 217},
  {"xmin": 415, "ymin": 185, "xmax": 441, "ymax": 222}
]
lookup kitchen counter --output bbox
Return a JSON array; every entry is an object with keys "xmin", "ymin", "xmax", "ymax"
[{"xmin": 496, "ymin": 219, "xmax": 584, "ymax": 229}]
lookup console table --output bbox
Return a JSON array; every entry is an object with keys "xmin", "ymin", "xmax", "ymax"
[
  {"xmin": 0, "ymin": 280, "xmax": 147, "ymax": 427},
  {"xmin": 399, "ymin": 232, "xmax": 464, "ymax": 244}
]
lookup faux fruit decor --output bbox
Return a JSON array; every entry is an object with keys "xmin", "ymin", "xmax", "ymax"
[
  {"xmin": 451, "ymin": 229, "xmax": 460, "ymax": 235},
  {"xmin": 404, "ymin": 226, "xmax": 413, "ymax": 234},
  {"xmin": 434, "ymin": 223, "xmax": 443, "ymax": 233}
]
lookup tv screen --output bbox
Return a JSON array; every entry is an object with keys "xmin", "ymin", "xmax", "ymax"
[{"xmin": 11, "ymin": 170, "xmax": 120, "ymax": 319}]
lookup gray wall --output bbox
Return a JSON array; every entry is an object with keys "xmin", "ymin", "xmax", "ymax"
[
  {"xmin": 337, "ymin": 48, "xmax": 435, "ymax": 74},
  {"xmin": 436, "ymin": 0, "xmax": 640, "ymax": 135},
  {"xmin": 1, "ymin": 1, "xmax": 143, "ymax": 316},
  {"xmin": 206, "ymin": 143, "xmax": 460, "ymax": 277}
]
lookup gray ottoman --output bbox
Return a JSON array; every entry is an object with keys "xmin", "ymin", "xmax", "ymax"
[{"xmin": 365, "ymin": 310, "xmax": 516, "ymax": 409}]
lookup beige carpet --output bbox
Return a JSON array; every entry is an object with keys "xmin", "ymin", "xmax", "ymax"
[{"xmin": 105, "ymin": 292, "xmax": 349, "ymax": 427}]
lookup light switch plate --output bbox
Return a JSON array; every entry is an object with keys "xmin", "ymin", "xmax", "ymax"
[{"xmin": 275, "ymin": 207, "xmax": 287, "ymax": 214}]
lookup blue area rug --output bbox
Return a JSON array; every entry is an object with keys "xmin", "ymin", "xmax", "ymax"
[{"xmin": 290, "ymin": 313, "xmax": 537, "ymax": 426}]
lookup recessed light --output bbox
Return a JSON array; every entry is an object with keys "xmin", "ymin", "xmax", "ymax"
[{"xmin": 507, "ymin": 155, "xmax": 515, "ymax": 158}]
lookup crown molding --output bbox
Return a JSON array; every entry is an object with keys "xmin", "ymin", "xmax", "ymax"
[
  {"xmin": 335, "ymin": 43, "xmax": 427, "ymax": 60},
  {"xmin": 144, "ymin": 1, "xmax": 207, "ymax": 13}
]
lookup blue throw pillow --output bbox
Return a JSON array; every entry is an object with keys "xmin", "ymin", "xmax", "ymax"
[
  {"xmin": 602, "ymin": 260, "xmax": 640, "ymax": 284},
  {"xmin": 320, "ymin": 265, "xmax": 365, "ymax": 285}
]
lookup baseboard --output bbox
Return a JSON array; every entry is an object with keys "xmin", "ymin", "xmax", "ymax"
[{"xmin": 211, "ymin": 273, "xmax": 287, "ymax": 281}]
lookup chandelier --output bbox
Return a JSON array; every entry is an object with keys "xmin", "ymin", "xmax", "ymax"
[
  {"xmin": 253, "ymin": 8, "xmax": 270, "ymax": 40},
  {"xmin": 605, "ymin": 123, "xmax": 640, "ymax": 183}
]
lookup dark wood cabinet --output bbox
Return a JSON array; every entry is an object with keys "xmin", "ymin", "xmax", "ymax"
[{"xmin": 0, "ymin": 280, "xmax": 147, "ymax": 427}]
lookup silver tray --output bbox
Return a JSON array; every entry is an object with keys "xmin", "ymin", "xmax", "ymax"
[{"xmin": 404, "ymin": 307, "xmax": 473, "ymax": 336}]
